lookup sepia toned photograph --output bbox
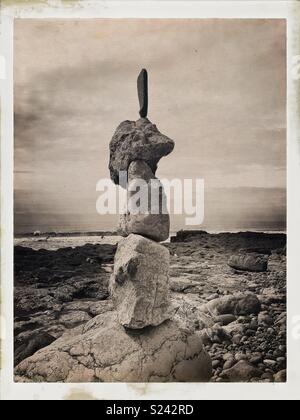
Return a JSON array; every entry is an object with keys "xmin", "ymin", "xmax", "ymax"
[{"xmin": 12, "ymin": 17, "xmax": 288, "ymax": 385}]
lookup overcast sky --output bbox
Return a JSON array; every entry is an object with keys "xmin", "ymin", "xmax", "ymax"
[{"xmin": 14, "ymin": 19, "xmax": 286, "ymax": 233}]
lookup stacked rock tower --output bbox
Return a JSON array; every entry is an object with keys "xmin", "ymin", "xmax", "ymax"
[
  {"xmin": 108, "ymin": 70, "xmax": 212, "ymax": 381},
  {"xmin": 109, "ymin": 70, "xmax": 175, "ymax": 329}
]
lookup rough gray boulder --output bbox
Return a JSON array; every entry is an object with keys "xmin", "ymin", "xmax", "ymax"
[
  {"xmin": 220, "ymin": 360, "xmax": 263, "ymax": 382},
  {"xmin": 15, "ymin": 310, "xmax": 212, "ymax": 383},
  {"xmin": 228, "ymin": 253, "xmax": 268, "ymax": 272},
  {"xmin": 118, "ymin": 161, "xmax": 170, "ymax": 242},
  {"xmin": 110, "ymin": 234, "xmax": 174, "ymax": 329},
  {"xmin": 200, "ymin": 293, "xmax": 261, "ymax": 317},
  {"xmin": 109, "ymin": 118, "xmax": 175, "ymax": 185}
]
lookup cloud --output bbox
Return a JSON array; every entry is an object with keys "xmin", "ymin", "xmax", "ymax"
[{"xmin": 14, "ymin": 19, "xmax": 286, "ymax": 233}]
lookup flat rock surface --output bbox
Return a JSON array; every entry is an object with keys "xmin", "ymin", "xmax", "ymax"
[{"xmin": 15, "ymin": 311, "xmax": 212, "ymax": 383}]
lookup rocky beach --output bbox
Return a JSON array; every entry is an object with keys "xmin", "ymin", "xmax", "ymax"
[{"xmin": 14, "ymin": 230, "xmax": 286, "ymax": 383}]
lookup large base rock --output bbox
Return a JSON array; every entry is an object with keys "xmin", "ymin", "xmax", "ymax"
[
  {"xmin": 110, "ymin": 234, "xmax": 174, "ymax": 329},
  {"xmin": 15, "ymin": 310, "xmax": 212, "ymax": 383}
]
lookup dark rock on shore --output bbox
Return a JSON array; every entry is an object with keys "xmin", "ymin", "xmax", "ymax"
[
  {"xmin": 14, "ymin": 243, "xmax": 116, "ymax": 283},
  {"xmin": 228, "ymin": 254, "xmax": 269, "ymax": 272},
  {"xmin": 14, "ymin": 332, "xmax": 56, "ymax": 366},
  {"xmin": 14, "ymin": 243, "xmax": 116, "ymax": 365},
  {"xmin": 171, "ymin": 230, "xmax": 208, "ymax": 243},
  {"xmin": 221, "ymin": 360, "xmax": 263, "ymax": 382},
  {"xmin": 200, "ymin": 293, "xmax": 261, "ymax": 317}
]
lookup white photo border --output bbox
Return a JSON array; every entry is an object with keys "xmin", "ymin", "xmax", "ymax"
[{"xmin": 1, "ymin": 0, "xmax": 299, "ymax": 400}]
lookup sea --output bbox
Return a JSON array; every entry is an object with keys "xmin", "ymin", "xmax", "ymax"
[{"xmin": 14, "ymin": 228, "xmax": 286, "ymax": 251}]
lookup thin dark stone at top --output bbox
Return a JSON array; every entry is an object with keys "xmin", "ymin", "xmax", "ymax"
[{"xmin": 137, "ymin": 69, "xmax": 148, "ymax": 118}]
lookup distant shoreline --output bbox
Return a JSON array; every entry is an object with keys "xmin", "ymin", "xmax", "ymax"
[{"xmin": 14, "ymin": 229, "xmax": 287, "ymax": 239}]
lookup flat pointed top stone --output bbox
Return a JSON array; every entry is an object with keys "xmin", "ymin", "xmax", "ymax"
[
  {"xmin": 109, "ymin": 118, "xmax": 175, "ymax": 185},
  {"xmin": 137, "ymin": 69, "xmax": 148, "ymax": 118}
]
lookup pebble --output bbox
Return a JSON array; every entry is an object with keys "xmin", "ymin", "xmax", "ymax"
[
  {"xmin": 249, "ymin": 353, "xmax": 263, "ymax": 365},
  {"xmin": 250, "ymin": 319, "xmax": 258, "ymax": 329},
  {"xmin": 212, "ymin": 360, "xmax": 221, "ymax": 369},
  {"xmin": 232, "ymin": 334, "xmax": 242, "ymax": 344},
  {"xmin": 274, "ymin": 370, "xmax": 286, "ymax": 383},
  {"xmin": 263, "ymin": 359, "xmax": 277, "ymax": 368},
  {"xmin": 235, "ymin": 353, "xmax": 248, "ymax": 362},
  {"xmin": 273, "ymin": 349, "xmax": 284, "ymax": 358},
  {"xmin": 223, "ymin": 353, "xmax": 234, "ymax": 361},
  {"xmin": 279, "ymin": 345, "xmax": 286, "ymax": 352},
  {"xmin": 214, "ymin": 314, "xmax": 237, "ymax": 326},
  {"xmin": 237, "ymin": 316, "xmax": 246, "ymax": 324},
  {"xmin": 245, "ymin": 329, "xmax": 256, "ymax": 337},
  {"xmin": 261, "ymin": 372, "xmax": 274, "ymax": 381},
  {"xmin": 258, "ymin": 313, "xmax": 273, "ymax": 326},
  {"xmin": 223, "ymin": 359, "xmax": 236, "ymax": 370}
]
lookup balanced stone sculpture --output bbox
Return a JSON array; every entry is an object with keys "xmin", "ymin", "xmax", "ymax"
[
  {"xmin": 14, "ymin": 70, "xmax": 212, "ymax": 383},
  {"xmin": 106, "ymin": 70, "xmax": 211, "ymax": 381},
  {"xmin": 109, "ymin": 69, "xmax": 175, "ymax": 327}
]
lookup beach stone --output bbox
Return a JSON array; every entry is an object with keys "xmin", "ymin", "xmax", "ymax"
[
  {"xmin": 232, "ymin": 334, "xmax": 243, "ymax": 344},
  {"xmin": 228, "ymin": 254, "xmax": 268, "ymax": 272},
  {"xmin": 109, "ymin": 118, "xmax": 175, "ymax": 185},
  {"xmin": 212, "ymin": 360, "xmax": 221, "ymax": 369},
  {"xmin": 15, "ymin": 311, "xmax": 212, "ymax": 383},
  {"xmin": 118, "ymin": 161, "xmax": 170, "ymax": 242},
  {"xmin": 110, "ymin": 234, "xmax": 173, "ymax": 329},
  {"xmin": 137, "ymin": 69, "xmax": 148, "ymax": 118},
  {"xmin": 258, "ymin": 313, "xmax": 273, "ymax": 326},
  {"xmin": 274, "ymin": 370, "xmax": 286, "ymax": 383},
  {"xmin": 223, "ymin": 353, "xmax": 235, "ymax": 362},
  {"xmin": 235, "ymin": 353, "xmax": 248, "ymax": 362},
  {"xmin": 170, "ymin": 278, "xmax": 201, "ymax": 293},
  {"xmin": 214, "ymin": 314, "xmax": 237, "ymax": 326},
  {"xmin": 261, "ymin": 372, "xmax": 274, "ymax": 381},
  {"xmin": 249, "ymin": 353, "xmax": 263, "ymax": 365},
  {"xmin": 221, "ymin": 360, "xmax": 263, "ymax": 382},
  {"xmin": 200, "ymin": 326, "xmax": 232, "ymax": 345},
  {"xmin": 263, "ymin": 359, "xmax": 277, "ymax": 368},
  {"xmin": 200, "ymin": 293, "xmax": 261, "ymax": 317},
  {"xmin": 223, "ymin": 359, "xmax": 236, "ymax": 370}
]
